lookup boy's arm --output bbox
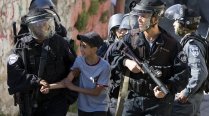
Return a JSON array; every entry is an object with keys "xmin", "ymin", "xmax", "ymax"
[
  {"xmin": 50, "ymin": 68, "xmax": 80, "ymax": 89},
  {"xmin": 67, "ymin": 83, "xmax": 106, "ymax": 96},
  {"xmin": 49, "ymin": 81, "xmax": 65, "ymax": 89}
]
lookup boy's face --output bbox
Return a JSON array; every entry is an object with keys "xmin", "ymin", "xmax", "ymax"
[{"xmin": 80, "ymin": 41, "xmax": 97, "ymax": 57}]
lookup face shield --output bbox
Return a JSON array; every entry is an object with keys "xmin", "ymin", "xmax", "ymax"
[
  {"xmin": 27, "ymin": 14, "xmax": 55, "ymax": 41},
  {"xmin": 119, "ymin": 14, "xmax": 139, "ymax": 36}
]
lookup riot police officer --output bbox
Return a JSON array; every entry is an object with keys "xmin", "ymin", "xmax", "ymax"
[
  {"xmin": 105, "ymin": 13, "xmax": 140, "ymax": 116},
  {"xmin": 165, "ymin": 4, "xmax": 208, "ymax": 116},
  {"xmin": 7, "ymin": 8, "xmax": 76, "ymax": 116},
  {"xmin": 105, "ymin": 0, "xmax": 190, "ymax": 115},
  {"xmin": 119, "ymin": 13, "xmax": 139, "ymax": 36},
  {"xmin": 19, "ymin": 0, "xmax": 76, "ymax": 56},
  {"xmin": 97, "ymin": 13, "xmax": 123, "ymax": 57}
]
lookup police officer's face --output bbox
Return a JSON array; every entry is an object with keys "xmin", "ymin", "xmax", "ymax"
[
  {"xmin": 173, "ymin": 20, "xmax": 185, "ymax": 36},
  {"xmin": 137, "ymin": 12, "xmax": 152, "ymax": 31},
  {"xmin": 115, "ymin": 28, "xmax": 124, "ymax": 39},
  {"xmin": 28, "ymin": 18, "xmax": 55, "ymax": 42},
  {"xmin": 119, "ymin": 29, "xmax": 128, "ymax": 37}
]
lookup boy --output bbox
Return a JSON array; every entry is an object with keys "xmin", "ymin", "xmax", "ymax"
[{"xmin": 41, "ymin": 31, "xmax": 111, "ymax": 116}]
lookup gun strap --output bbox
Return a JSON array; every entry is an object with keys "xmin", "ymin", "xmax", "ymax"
[{"xmin": 115, "ymin": 70, "xmax": 130, "ymax": 116}]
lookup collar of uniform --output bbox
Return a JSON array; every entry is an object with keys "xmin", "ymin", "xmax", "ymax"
[
  {"xmin": 140, "ymin": 32, "xmax": 164, "ymax": 46},
  {"xmin": 155, "ymin": 26, "xmax": 166, "ymax": 46},
  {"xmin": 155, "ymin": 34, "xmax": 164, "ymax": 46}
]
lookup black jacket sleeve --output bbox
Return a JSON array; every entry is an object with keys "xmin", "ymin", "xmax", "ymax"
[
  {"xmin": 167, "ymin": 41, "xmax": 190, "ymax": 94},
  {"xmin": 7, "ymin": 50, "xmax": 40, "ymax": 95}
]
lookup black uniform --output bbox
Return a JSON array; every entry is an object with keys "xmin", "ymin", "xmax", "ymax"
[
  {"xmin": 7, "ymin": 34, "xmax": 76, "ymax": 116},
  {"xmin": 106, "ymin": 27, "xmax": 190, "ymax": 116}
]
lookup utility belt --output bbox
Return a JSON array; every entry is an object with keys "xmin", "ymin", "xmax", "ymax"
[{"xmin": 129, "ymin": 78, "xmax": 155, "ymax": 98}]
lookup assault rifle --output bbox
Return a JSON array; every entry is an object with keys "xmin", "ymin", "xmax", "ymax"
[{"xmin": 121, "ymin": 40, "xmax": 170, "ymax": 95}]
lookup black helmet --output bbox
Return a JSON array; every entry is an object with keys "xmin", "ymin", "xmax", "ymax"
[
  {"xmin": 29, "ymin": 0, "xmax": 61, "ymax": 29},
  {"xmin": 108, "ymin": 13, "xmax": 124, "ymax": 36},
  {"xmin": 119, "ymin": 13, "xmax": 139, "ymax": 30},
  {"xmin": 132, "ymin": 0, "xmax": 165, "ymax": 17},
  {"xmin": 164, "ymin": 4, "xmax": 201, "ymax": 26},
  {"xmin": 29, "ymin": 0, "xmax": 55, "ymax": 10}
]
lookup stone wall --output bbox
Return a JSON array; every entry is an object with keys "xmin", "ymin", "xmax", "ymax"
[
  {"xmin": 0, "ymin": 0, "xmax": 31, "ymax": 115},
  {"xmin": 0, "ymin": 0, "xmax": 110, "ymax": 115}
]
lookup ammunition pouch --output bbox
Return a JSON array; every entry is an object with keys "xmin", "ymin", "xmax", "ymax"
[
  {"xmin": 129, "ymin": 78, "xmax": 155, "ymax": 97},
  {"xmin": 109, "ymin": 79, "xmax": 121, "ymax": 99}
]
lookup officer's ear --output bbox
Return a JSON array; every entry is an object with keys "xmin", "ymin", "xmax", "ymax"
[{"xmin": 151, "ymin": 16, "xmax": 158, "ymax": 24}]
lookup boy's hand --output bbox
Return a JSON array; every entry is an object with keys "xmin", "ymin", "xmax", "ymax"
[
  {"xmin": 40, "ymin": 85, "xmax": 50, "ymax": 94},
  {"xmin": 39, "ymin": 80, "xmax": 50, "ymax": 94}
]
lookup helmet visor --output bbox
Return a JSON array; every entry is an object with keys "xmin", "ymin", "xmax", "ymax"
[
  {"xmin": 119, "ymin": 14, "xmax": 139, "ymax": 30},
  {"xmin": 28, "ymin": 18, "xmax": 55, "ymax": 40}
]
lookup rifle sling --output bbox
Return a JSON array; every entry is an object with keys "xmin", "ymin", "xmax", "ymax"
[{"xmin": 115, "ymin": 70, "xmax": 130, "ymax": 116}]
